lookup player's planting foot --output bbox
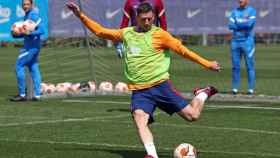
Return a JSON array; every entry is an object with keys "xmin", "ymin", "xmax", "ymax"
[
  {"xmin": 193, "ymin": 86, "xmax": 218, "ymax": 98},
  {"xmin": 32, "ymin": 96, "xmax": 41, "ymax": 101},
  {"xmin": 9, "ymin": 95, "xmax": 27, "ymax": 102},
  {"xmin": 144, "ymin": 155, "xmax": 154, "ymax": 158},
  {"xmin": 232, "ymin": 89, "xmax": 238, "ymax": 95},
  {"xmin": 247, "ymin": 89, "xmax": 254, "ymax": 95}
]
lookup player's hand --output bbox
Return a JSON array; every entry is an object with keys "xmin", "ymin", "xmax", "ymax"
[
  {"xmin": 66, "ymin": 2, "xmax": 81, "ymax": 17},
  {"xmin": 115, "ymin": 42, "xmax": 123, "ymax": 58},
  {"xmin": 22, "ymin": 26, "xmax": 31, "ymax": 35},
  {"xmin": 11, "ymin": 30, "xmax": 20, "ymax": 37},
  {"xmin": 210, "ymin": 61, "xmax": 220, "ymax": 72}
]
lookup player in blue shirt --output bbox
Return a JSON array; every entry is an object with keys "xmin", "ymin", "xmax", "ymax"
[
  {"xmin": 10, "ymin": 0, "xmax": 44, "ymax": 101},
  {"xmin": 228, "ymin": 0, "xmax": 256, "ymax": 95}
]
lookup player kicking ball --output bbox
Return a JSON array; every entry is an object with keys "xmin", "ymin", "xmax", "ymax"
[{"xmin": 66, "ymin": 2, "xmax": 220, "ymax": 158}]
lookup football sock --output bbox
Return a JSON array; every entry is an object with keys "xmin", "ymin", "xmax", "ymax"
[
  {"xmin": 195, "ymin": 92, "xmax": 208, "ymax": 102},
  {"xmin": 144, "ymin": 142, "xmax": 158, "ymax": 158}
]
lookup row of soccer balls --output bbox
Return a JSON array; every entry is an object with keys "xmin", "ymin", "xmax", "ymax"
[{"xmin": 41, "ymin": 81, "xmax": 129, "ymax": 94}]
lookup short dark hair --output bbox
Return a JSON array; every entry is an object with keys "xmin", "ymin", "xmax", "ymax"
[
  {"xmin": 23, "ymin": 0, "xmax": 33, "ymax": 4},
  {"xmin": 137, "ymin": 2, "xmax": 154, "ymax": 15}
]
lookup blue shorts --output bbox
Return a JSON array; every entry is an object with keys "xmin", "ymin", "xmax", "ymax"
[{"xmin": 130, "ymin": 80, "xmax": 188, "ymax": 123}]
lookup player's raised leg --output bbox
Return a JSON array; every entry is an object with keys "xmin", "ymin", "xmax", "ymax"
[{"xmin": 178, "ymin": 86, "xmax": 218, "ymax": 121}]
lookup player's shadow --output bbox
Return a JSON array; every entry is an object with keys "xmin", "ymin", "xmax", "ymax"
[{"xmin": 55, "ymin": 146, "xmax": 171, "ymax": 158}]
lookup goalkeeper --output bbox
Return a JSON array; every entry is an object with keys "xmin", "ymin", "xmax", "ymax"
[
  {"xmin": 116, "ymin": 0, "xmax": 167, "ymax": 58},
  {"xmin": 10, "ymin": 0, "xmax": 45, "ymax": 101},
  {"xmin": 67, "ymin": 2, "xmax": 220, "ymax": 158}
]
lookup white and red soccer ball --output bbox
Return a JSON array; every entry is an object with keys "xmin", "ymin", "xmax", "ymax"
[
  {"xmin": 56, "ymin": 82, "xmax": 72, "ymax": 93},
  {"xmin": 174, "ymin": 143, "xmax": 197, "ymax": 158},
  {"xmin": 98, "ymin": 81, "xmax": 113, "ymax": 94},
  {"xmin": 11, "ymin": 21, "xmax": 25, "ymax": 34},
  {"xmin": 23, "ymin": 19, "xmax": 37, "ymax": 32},
  {"xmin": 88, "ymin": 81, "xmax": 96, "ymax": 92},
  {"xmin": 115, "ymin": 82, "xmax": 129, "ymax": 93},
  {"xmin": 41, "ymin": 83, "xmax": 56, "ymax": 94}
]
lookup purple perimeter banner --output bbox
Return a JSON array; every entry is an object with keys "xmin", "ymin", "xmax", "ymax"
[{"xmin": 49, "ymin": 0, "xmax": 280, "ymax": 37}]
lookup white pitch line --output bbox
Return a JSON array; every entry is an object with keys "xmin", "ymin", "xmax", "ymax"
[
  {"xmin": 62, "ymin": 99, "xmax": 130, "ymax": 104},
  {"xmin": 1, "ymin": 115, "xmax": 280, "ymax": 136},
  {"xmin": 154, "ymin": 122, "xmax": 280, "ymax": 135},
  {"xmin": 208, "ymin": 105, "xmax": 280, "ymax": 110},
  {"xmin": 63, "ymin": 99, "xmax": 280, "ymax": 111},
  {"xmin": 96, "ymin": 119, "xmax": 280, "ymax": 135},
  {"xmin": 0, "ymin": 116, "xmax": 47, "ymax": 119},
  {"xmin": 1, "ymin": 100, "xmax": 280, "ymax": 135},
  {"xmin": 1, "ymin": 139, "xmax": 280, "ymax": 157},
  {"xmin": 0, "ymin": 114, "xmax": 131, "ymax": 127}
]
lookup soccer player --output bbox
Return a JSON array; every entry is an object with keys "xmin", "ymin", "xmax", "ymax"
[
  {"xmin": 116, "ymin": 0, "xmax": 167, "ymax": 58},
  {"xmin": 228, "ymin": 0, "xmax": 256, "ymax": 95},
  {"xmin": 67, "ymin": 2, "xmax": 220, "ymax": 158},
  {"xmin": 10, "ymin": 0, "xmax": 45, "ymax": 101}
]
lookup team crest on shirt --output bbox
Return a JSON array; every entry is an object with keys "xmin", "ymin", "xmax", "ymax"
[{"xmin": 128, "ymin": 46, "xmax": 142, "ymax": 55}]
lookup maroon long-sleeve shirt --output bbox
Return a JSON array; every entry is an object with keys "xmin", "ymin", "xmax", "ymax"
[{"xmin": 120, "ymin": 0, "xmax": 167, "ymax": 30}]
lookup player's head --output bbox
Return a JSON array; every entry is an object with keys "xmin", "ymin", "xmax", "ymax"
[
  {"xmin": 22, "ymin": 0, "xmax": 33, "ymax": 12},
  {"xmin": 238, "ymin": 0, "xmax": 248, "ymax": 8},
  {"xmin": 136, "ymin": 2, "xmax": 155, "ymax": 32}
]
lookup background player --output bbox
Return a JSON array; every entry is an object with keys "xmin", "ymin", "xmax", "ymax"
[
  {"xmin": 116, "ymin": 0, "xmax": 167, "ymax": 58},
  {"xmin": 228, "ymin": 0, "xmax": 256, "ymax": 95},
  {"xmin": 10, "ymin": 0, "xmax": 45, "ymax": 101}
]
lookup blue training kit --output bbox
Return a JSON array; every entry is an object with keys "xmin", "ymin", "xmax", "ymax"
[
  {"xmin": 228, "ymin": 5, "xmax": 256, "ymax": 92},
  {"xmin": 15, "ymin": 9, "xmax": 44, "ymax": 97},
  {"xmin": 130, "ymin": 80, "xmax": 188, "ymax": 124}
]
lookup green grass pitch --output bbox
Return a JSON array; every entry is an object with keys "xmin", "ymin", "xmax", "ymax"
[{"xmin": 0, "ymin": 45, "xmax": 280, "ymax": 158}]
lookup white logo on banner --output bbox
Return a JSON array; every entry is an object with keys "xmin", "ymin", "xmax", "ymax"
[
  {"xmin": 187, "ymin": 9, "xmax": 201, "ymax": 18},
  {"xmin": 0, "ymin": 5, "xmax": 11, "ymax": 24},
  {"xmin": 259, "ymin": 10, "xmax": 270, "ymax": 18},
  {"xmin": 106, "ymin": 8, "xmax": 121, "ymax": 19},
  {"xmin": 61, "ymin": 9, "xmax": 73, "ymax": 19},
  {"xmin": 16, "ymin": 5, "xmax": 25, "ymax": 17}
]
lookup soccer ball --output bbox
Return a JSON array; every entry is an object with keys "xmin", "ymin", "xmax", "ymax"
[
  {"xmin": 69, "ymin": 83, "xmax": 81, "ymax": 93},
  {"xmin": 115, "ymin": 82, "xmax": 129, "ymax": 93},
  {"xmin": 44, "ymin": 83, "xmax": 56, "ymax": 94},
  {"xmin": 41, "ymin": 82, "xmax": 48, "ymax": 94},
  {"xmin": 174, "ymin": 143, "xmax": 197, "ymax": 158},
  {"xmin": 56, "ymin": 82, "xmax": 71, "ymax": 93},
  {"xmin": 22, "ymin": 19, "xmax": 37, "ymax": 32},
  {"xmin": 98, "ymin": 81, "xmax": 113, "ymax": 94},
  {"xmin": 88, "ymin": 81, "xmax": 96, "ymax": 92},
  {"xmin": 11, "ymin": 21, "xmax": 25, "ymax": 34}
]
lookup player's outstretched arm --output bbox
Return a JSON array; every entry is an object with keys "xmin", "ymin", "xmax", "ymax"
[
  {"xmin": 66, "ymin": 2, "xmax": 81, "ymax": 17},
  {"xmin": 160, "ymin": 30, "xmax": 220, "ymax": 71},
  {"xmin": 66, "ymin": 2, "xmax": 122, "ymax": 42}
]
